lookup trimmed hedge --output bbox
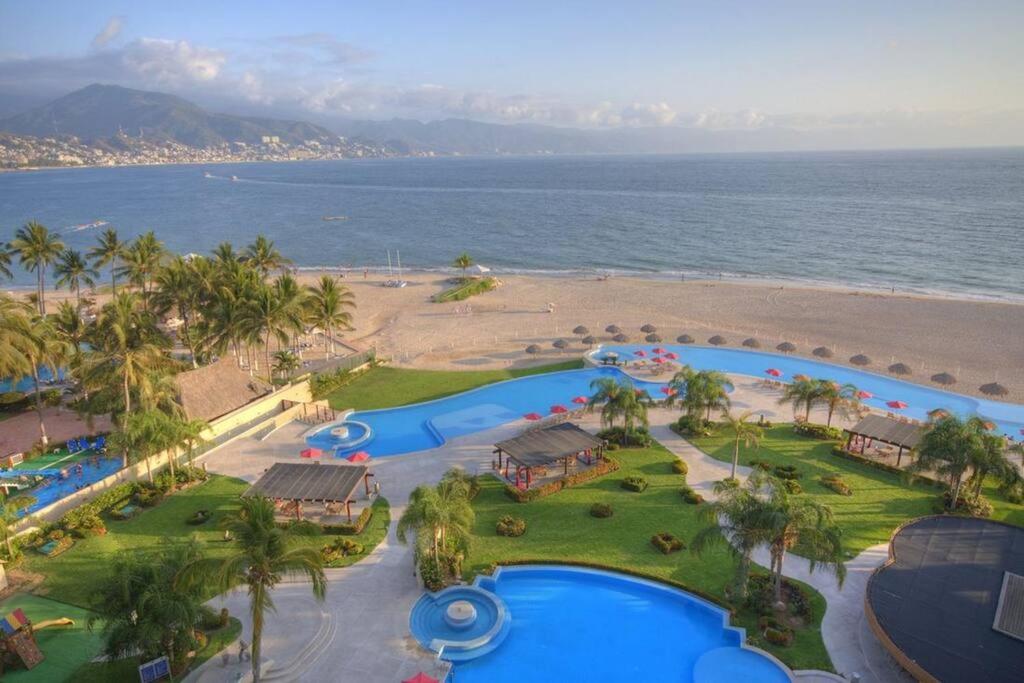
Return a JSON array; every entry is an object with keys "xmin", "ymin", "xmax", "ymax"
[
  {"xmin": 496, "ymin": 515, "xmax": 527, "ymax": 537},
  {"xmin": 597, "ymin": 426, "xmax": 652, "ymax": 449},
  {"xmin": 679, "ymin": 485, "xmax": 704, "ymax": 505},
  {"xmin": 793, "ymin": 422, "xmax": 843, "ymax": 440},
  {"xmin": 620, "ymin": 476, "xmax": 649, "ymax": 493},
  {"xmin": 820, "ymin": 474, "xmax": 852, "ymax": 496},
  {"xmin": 772, "ymin": 464, "xmax": 801, "ymax": 480},
  {"xmin": 503, "ymin": 457, "xmax": 620, "ymax": 503},
  {"xmin": 589, "ymin": 502, "xmax": 614, "ymax": 518},
  {"xmin": 650, "ymin": 532, "xmax": 685, "ymax": 555},
  {"xmin": 323, "ymin": 505, "xmax": 375, "ymax": 535},
  {"xmin": 671, "ymin": 459, "xmax": 689, "ymax": 476},
  {"xmin": 673, "ymin": 415, "xmax": 716, "ymax": 437}
]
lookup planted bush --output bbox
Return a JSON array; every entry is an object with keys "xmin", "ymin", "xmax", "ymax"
[
  {"xmin": 620, "ymin": 476, "xmax": 649, "ymax": 492},
  {"xmin": 793, "ymin": 422, "xmax": 843, "ymax": 440},
  {"xmin": 746, "ymin": 575, "xmax": 812, "ymax": 619},
  {"xmin": 671, "ymin": 459, "xmax": 689, "ymax": 476},
  {"xmin": 589, "ymin": 502, "xmax": 614, "ymax": 518},
  {"xmin": 937, "ymin": 492, "xmax": 993, "ymax": 517},
  {"xmin": 679, "ymin": 485, "xmax": 704, "ymax": 505},
  {"xmin": 322, "ymin": 537, "xmax": 365, "ymax": 563},
  {"xmin": 675, "ymin": 414, "xmax": 715, "ymax": 437},
  {"xmin": 772, "ymin": 464, "xmax": 801, "ymax": 480},
  {"xmin": 597, "ymin": 426, "xmax": 652, "ymax": 448},
  {"xmin": 496, "ymin": 515, "xmax": 527, "ymax": 537},
  {"xmin": 748, "ymin": 459, "xmax": 772, "ymax": 472},
  {"xmin": 820, "ymin": 474, "xmax": 852, "ymax": 496},
  {"xmin": 651, "ymin": 532, "xmax": 685, "ymax": 555},
  {"xmin": 503, "ymin": 457, "xmax": 620, "ymax": 503},
  {"xmin": 784, "ymin": 479, "xmax": 803, "ymax": 495}
]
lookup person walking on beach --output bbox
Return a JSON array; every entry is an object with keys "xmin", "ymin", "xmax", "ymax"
[{"xmin": 363, "ymin": 268, "xmax": 368, "ymax": 279}]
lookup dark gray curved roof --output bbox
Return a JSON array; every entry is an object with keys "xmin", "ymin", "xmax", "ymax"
[
  {"xmin": 244, "ymin": 462, "xmax": 368, "ymax": 503},
  {"xmin": 494, "ymin": 423, "xmax": 602, "ymax": 467}
]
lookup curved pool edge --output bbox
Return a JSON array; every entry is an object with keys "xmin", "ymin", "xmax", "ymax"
[{"xmin": 409, "ymin": 583, "xmax": 510, "ymax": 661}]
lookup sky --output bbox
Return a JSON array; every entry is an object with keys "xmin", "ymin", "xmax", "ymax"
[{"xmin": 1, "ymin": 1, "xmax": 1023, "ymax": 140}]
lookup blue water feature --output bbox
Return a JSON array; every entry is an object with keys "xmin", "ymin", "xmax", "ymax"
[
  {"xmin": 310, "ymin": 347, "xmax": 1023, "ymax": 458},
  {"xmin": 304, "ymin": 419, "xmax": 372, "ymax": 453},
  {"xmin": 438, "ymin": 566, "xmax": 790, "ymax": 683},
  {"xmin": 0, "ymin": 456, "xmax": 123, "ymax": 516},
  {"xmin": 409, "ymin": 584, "xmax": 510, "ymax": 662},
  {"xmin": 0, "ymin": 366, "xmax": 65, "ymax": 394}
]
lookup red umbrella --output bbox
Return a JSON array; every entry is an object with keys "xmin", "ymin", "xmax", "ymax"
[
  {"xmin": 659, "ymin": 386, "xmax": 677, "ymax": 395},
  {"xmin": 652, "ymin": 347, "xmax": 666, "ymax": 355},
  {"xmin": 633, "ymin": 349, "xmax": 647, "ymax": 357},
  {"xmin": 857, "ymin": 390, "xmax": 873, "ymax": 399},
  {"xmin": 652, "ymin": 357, "xmax": 666, "ymax": 364},
  {"xmin": 550, "ymin": 405, "xmax": 568, "ymax": 414},
  {"xmin": 663, "ymin": 352, "xmax": 679, "ymax": 360},
  {"xmin": 765, "ymin": 368, "xmax": 782, "ymax": 377},
  {"xmin": 886, "ymin": 400, "xmax": 908, "ymax": 410},
  {"xmin": 300, "ymin": 447, "xmax": 322, "ymax": 458},
  {"xmin": 346, "ymin": 451, "xmax": 371, "ymax": 463},
  {"xmin": 524, "ymin": 412, "xmax": 542, "ymax": 421},
  {"xmin": 571, "ymin": 395, "xmax": 589, "ymax": 405},
  {"xmin": 403, "ymin": 674, "xmax": 439, "ymax": 683}
]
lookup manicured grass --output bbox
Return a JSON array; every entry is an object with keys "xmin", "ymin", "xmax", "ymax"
[
  {"xmin": 0, "ymin": 594, "xmax": 104, "ymax": 683},
  {"xmin": 13, "ymin": 448, "xmax": 93, "ymax": 471},
  {"xmin": 432, "ymin": 276, "xmax": 498, "ymax": 302},
  {"xmin": 689, "ymin": 425, "xmax": 1024, "ymax": 556},
  {"xmin": 325, "ymin": 360, "xmax": 585, "ymax": 411},
  {"xmin": 466, "ymin": 444, "xmax": 833, "ymax": 672}
]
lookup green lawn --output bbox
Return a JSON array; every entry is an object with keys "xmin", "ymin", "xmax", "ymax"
[
  {"xmin": 0, "ymin": 594, "xmax": 104, "ymax": 683},
  {"xmin": 690, "ymin": 425, "xmax": 1024, "ymax": 556},
  {"xmin": 432, "ymin": 276, "xmax": 499, "ymax": 302},
  {"xmin": 325, "ymin": 360, "xmax": 584, "ymax": 411},
  {"xmin": 466, "ymin": 445, "xmax": 832, "ymax": 672}
]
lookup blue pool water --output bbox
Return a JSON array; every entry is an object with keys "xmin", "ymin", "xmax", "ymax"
[
  {"xmin": 304, "ymin": 419, "xmax": 372, "ymax": 453},
  {"xmin": 0, "ymin": 366, "xmax": 65, "ymax": 394},
  {"xmin": 0, "ymin": 457, "xmax": 123, "ymax": 516},
  {"xmin": 312, "ymin": 346, "xmax": 1023, "ymax": 458},
  {"xmin": 443, "ymin": 566, "xmax": 790, "ymax": 683}
]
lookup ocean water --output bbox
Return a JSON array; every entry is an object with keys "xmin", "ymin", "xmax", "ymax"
[{"xmin": 1, "ymin": 148, "xmax": 1022, "ymax": 300}]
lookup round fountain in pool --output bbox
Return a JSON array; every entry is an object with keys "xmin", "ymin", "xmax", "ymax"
[
  {"xmin": 304, "ymin": 419, "xmax": 372, "ymax": 454},
  {"xmin": 409, "ymin": 584, "xmax": 510, "ymax": 661}
]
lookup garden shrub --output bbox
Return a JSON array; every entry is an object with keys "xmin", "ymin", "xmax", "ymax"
[
  {"xmin": 746, "ymin": 574, "xmax": 812, "ymax": 619},
  {"xmin": 0, "ymin": 391, "xmax": 28, "ymax": 412},
  {"xmin": 937, "ymin": 492, "xmax": 993, "ymax": 517},
  {"xmin": 1005, "ymin": 487, "xmax": 1023, "ymax": 505},
  {"xmin": 820, "ymin": 474, "xmax": 852, "ymax": 496},
  {"xmin": 764, "ymin": 625, "xmax": 794, "ymax": 646},
  {"xmin": 60, "ymin": 507, "xmax": 106, "ymax": 537},
  {"xmin": 784, "ymin": 479, "xmax": 803, "ymax": 495},
  {"xmin": 597, "ymin": 426, "xmax": 652, "ymax": 448},
  {"xmin": 772, "ymin": 464, "xmax": 801, "ymax": 480},
  {"xmin": 620, "ymin": 476, "xmax": 648, "ymax": 492},
  {"xmin": 321, "ymin": 505, "xmax": 374, "ymax": 535},
  {"xmin": 187, "ymin": 509, "xmax": 211, "ymax": 525},
  {"xmin": 417, "ymin": 554, "xmax": 446, "ymax": 592},
  {"xmin": 793, "ymin": 422, "xmax": 843, "ymax": 440},
  {"xmin": 134, "ymin": 484, "xmax": 166, "ymax": 508},
  {"xmin": 496, "ymin": 515, "xmax": 527, "ymax": 537},
  {"xmin": 503, "ymin": 457, "xmax": 620, "ymax": 502},
  {"xmin": 671, "ymin": 459, "xmax": 689, "ymax": 476},
  {"xmin": 718, "ymin": 477, "xmax": 739, "ymax": 489},
  {"xmin": 322, "ymin": 537, "xmax": 365, "ymax": 563},
  {"xmin": 589, "ymin": 502, "xmax": 614, "ymax": 518},
  {"xmin": 651, "ymin": 532, "xmax": 685, "ymax": 555},
  {"xmin": 748, "ymin": 459, "xmax": 772, "ymax": 471},
  {"xmin": 675, "ymin": 414, "xmax": 715, "ymax": 437},
  {"xmin": 679, "ymin": 486, "xmax": 704, "ymax": 504}
]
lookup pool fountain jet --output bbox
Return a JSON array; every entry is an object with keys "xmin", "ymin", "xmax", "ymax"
[{"xmin": 445, "ymin": 600, "xmax": 478, "ymax": 630}]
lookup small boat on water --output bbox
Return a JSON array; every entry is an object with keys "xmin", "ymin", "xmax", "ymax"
[
  {"xmin": 66, "ymin": 220, "xmax": 108, "ymax": 232},
  {"xmin": 231, "ymin": 175, "xmax": 239, "ymax": 181},
  {"xmin": 204, "ymin": 172, "xmax": 214, "ymax": 178},
  {"xmin": 322, "ymin": 216, "xmax": 349, "ymax": 222}
]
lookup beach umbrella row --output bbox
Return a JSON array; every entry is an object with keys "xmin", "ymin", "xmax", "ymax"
[
  {"xmin": 849, "ymin": 354, "xmax": 871, "ymax": 366},
  {"xmin": 812, "ymin": 346, "xmax": 834, "ymax": 359},
  {"xmin": 742, "ymin": 338, "xmax": 761, "ymax": 348}
]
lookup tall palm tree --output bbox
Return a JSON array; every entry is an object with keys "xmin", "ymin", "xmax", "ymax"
[
  {"xmin": 306, "ymin": 275, "xmax": 355, "ymax": 358},
  {"xmin": 243, "ymin": 284, "xmax": 289, "ymax": 378},
  {"xmin": 272, "ymin": 349, "xmax": 300, "ymax": 379},
  {"xmin": 244, "ymin": 235, "xmax": 291, "ymax": 277},
  {"xmin": 185, "ymin": 496, "xmax": 326, "ymax": 683},
  {"xmin": 910, "ymin": 415, "xmax": 991, "ymax": 510},
  {"xmin": 109, "ymin": 409, "xmax": 177, "ymax": 481},
  {"xmin": 452, "ymin": 252, "xmax": 473, "ymax": 278},
  {"xmin": 117, "ymin": 232, "xmax": 165, "ymax": 306},
  {"xmin": 721, "ymin": 409, "xmax": 763, "ymax": 479},
  {"xmin": 813, "ymin": 380, "xmax": 859, "ymax": 427},
  {"xmin": 779, "ymin": 378, "xmax": 823, "ymax": 422},
  {"xmin": 0, "ymin": 293, "xmax": 33, "ymax": 381},
  {"xmin": 1, "ymin": 495, "xmax": 36, "ymax": 561},
  {"xmin": 965, "ymin": 430, "xmax": 1021, "ymax": 501},
  {"xmin": 172, "ymin": 416, "xmax": 209, "ymax": 478},
  {"xmin": 273, "ymin": 273, "xmax": 309, "ymax": 342},
  {"xmin": 691, "ymin": 480, "xmax": 767, "ymax": 599},
  {"xmin": 0, "ymin": 243, "xmax": 13, "ymax": 281},
  {"xmin": 152, "ymin": 256, "xmax": 202, "ymax": 367},
  {"xmin": 88, "ymin": 227, "xmax": 127, "ymax": 294},
  {"xmin": 15, "ymin": 315, "xmax": 69, "ymax": 445},
  {"xmin": 587, "ymin": 377, "xmax": 650, "ymax": 431},
  {"xmin": 212, "ymin": 241, "xmax": 239, "ymax": 266},
  {"xmin": 397, "ymin": 477, "xmax": 475, "ymax": 571},
  {"xmin": 687, "ymin": 370, "xmax": 733, "ymax": 421},
  {"xmin": 51, "ymin": 300, "xmax": 87, "ymax": 356},
  {"xmin": 665, "ymin": 365, "xmax": 695, "ymax": 409},
  {"xmin": 10, "ymin": 221, "xmax": 64, "ymax": 315},
  {"xmin": 54, "ymin": 248, "xmax": 99, "ymax": 311}
]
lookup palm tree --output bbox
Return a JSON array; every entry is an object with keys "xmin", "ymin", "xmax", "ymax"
[
  {"xmin": 452, "ymin": 252, "xmax": 473, "ymax": 278},
  {"xmin": 779, "ymin": 378, "xmax": 823, "ymax": 422},
  {"xmin": 272, "ymin": 349, "xmax": 300, "ymax": 379},
  {"xmin": 186, "ymin": 496, "xmax": 326, "ymax": 683},
  {"xmin": 686, "ymin": 370, "xmax": 733, "ymax": 421},
  {"xmin": 10, "ymin": 221, "xmax": 64, "ymax": 315},
  {"xmin": 813, "ymin": 380, "xmax": 859, "ymax": 427},
  {"xmin": 397, "ymin": 477, "xmax": 475, "ymax": 571},
  {"xmin": 691, "ymin": 480, "xmax": 767, "ymax": 599},
  {"xmin": 212, "ymin": 241, "xmax": 239, "ymax": 265},
  {"xmin": 587, "ymin": 377, "xmax": 650, "ymax": 432},
  {"xmin": 54, "ymin": 248, "xmax": 99, "ymax": 311},
  {"xmin": 0, "ymin": 294, "xmax": 33, "ymax": 382},
  {"xmin": 15, "ymin": 315, "xmax": 69, "ymax": 445},
  {"xmin": 721, "ymin": 410, "xmax": 763, "ymax": 479},
  {"xmin": 306, "ymin": 276, "xmax": 355, "ymax": 358},
  {"xmin": 0, "ymin": 243, "xmax": 13, "ymax": 281},
  {"xmin": 244, "ymin": 235, "xmax": 291, "ymax": 277},
  {"xmin": 910, "ymin": 415, "xmax": 991, "ymax": 510},
  {"xmin": 109, "ymin": 409, "xmax": 176, "ymax": 481},
  {"xmin": 152, "ymin": 256, "xmax": 202, "ymax": 367},
  {"xmin": 172, "ymin": 416, "xmax": 209, "ymax": 478},
  {"xmin": 243, "ymin": 284, "xmax": 290, "ymax": 379},
  {"xmin": 1, "ymin": 495, "xmax": 36, "ymax": 561},
  {"xmin": 965, "ymin": 430, "xmax": 1021, "ymax": 501},
  {"xmin": 117, "ymin": 232, "xmax": 165, "ymax": 306},
  {"xmin": 88, "ymin": 227, "xmax": 126, "ymax": 294}
]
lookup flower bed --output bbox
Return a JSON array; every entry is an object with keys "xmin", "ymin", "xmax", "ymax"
[{"xmin": 650, "ymin": 532, "xmax": 685, "ymax": 555}]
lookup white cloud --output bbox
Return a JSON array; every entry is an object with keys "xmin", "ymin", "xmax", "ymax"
[{"xmin": 91, "ymin": 16, "xmax": 124, "ymax": 50}]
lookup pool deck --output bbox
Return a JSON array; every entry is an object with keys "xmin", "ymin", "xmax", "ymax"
[{"xmin": 189, "ymin": 374, "xmax": 910, "ymax": 683}]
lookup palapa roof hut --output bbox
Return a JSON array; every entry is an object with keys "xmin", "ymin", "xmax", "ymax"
[
  {"xmin": 494, "ymin": 423, "xmax": 605, "ymax": 489},
  {"xmin": 645, "ymin": 333, "xmax": 662, "ymax": 343},
  {"xmin": 525, "ymin": 344, "xmax": 542, "ymax": 354},
  {"xmin": 980, "ymin": 382, "xmax": 1009, "ymax": 397},
  {"xmin": 640, "ymin": 324, "xmax": 657, "ymax": 334},
  {"xmin": 573, "ymin": 325, "xmax": 590, "ymax": 336},
  {"xmin": 888, "ymin": 362, "xmax": 912, "ymax": 376},
  {"xmin": 850, "ymin": 354, "xmax": 872, "ymax": 366},
  {"xmin": 776, "ymin": 342, "xmax": 797, "ymax": 353},
  {"xmin": 613, "ymin": 333, "xmax": 629, "ymax": 343},
  {"xmin": 930, "ymin": 372, "xmax": 957, "ymax": 386},
  {"xmin": 605, "ymin": 324, "xmax": 622, "ymax": 335},
  {"xmin": 244, "ymin": 462, "xmax": 373, "ymax": 522},
  {"xmin": 173, "ymin": 358, "xmax": 273, "ymax": 422},
  {"xmin": 582, "ymin": 335, "xmax": 597, "ymax": 347},
  {"xmin": 708, "ymin": 335, "xmax": 727, "ymax": 346},
  {"xmin": 677, "ymin": 334, "xmax": 694, "ymax": 344},
  {"xmin": 843, "ymin": 414, "xmax": 925, "ymax": 466},
  {"xmin": 812, "ymin": 346, "xmax": 834, "ymax": 358},
  {"xmin": 742, "ymin": 338, "xmax": 761, "ymax": 348},
  {"xmin": 552, "ymin": 339, "xmax": 569, "ymax": 350}
]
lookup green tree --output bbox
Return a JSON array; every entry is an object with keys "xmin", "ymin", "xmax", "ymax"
[
  {"xmin": 117, "ymin": 232, "xmax": 165, "ymax": 307},
  {"xmin": 0, "ymin": 243, "xmax": 13, "ymax": 281},
  {"xmin": 244, "ymin": 235, "xmax": 291, "ymax": 277},
  {"xmin": 0, "ymin": 293, "xmax": 33, "ymax": 381},
  {"xmin": 813, "ymin": 380, "xmax": 860, "ymax": 427},
  {"xmin": 397, "ymin": 476, "xmax": 475, "ymax": 571},
  {"xmin": 779, "ymin": 378, "xmax": 823, "ymax": 422},
  {"xmin": 686, "ymin": 370, "xmax": 733, "ymax": 421},
  {"xmin": 243, "ymin": 284, "xmax": 290, "ymax": 380},
  {"xmin": 910, "ymin": 415, "xmax": 1003, "ymax": 510},
  {"xmin": 152, "ymin": 256, "xmax": 203, "ymax": 368},
  {"xmin": 14, "ymin": 315, "xmax": 69, "ymax": 445},
  {"xmin": 88, "ymin": 227, "xmax": 127, "ymax": 294},
  {"xmin": 54, "ymin": 248, "xmax": 99, "ymax": 311},
  {"xmin": 109, "ymin": 409, "xmax": 177, "ymax": 481},
  {"xmin": 183, "ymin": 496, "xmax": 326, "ymax": 683},
  {"xmin": 1, "ymin": 495, "xmax": 36, "ymax": 561},
  {"xmin": 51, "ymin": 300, "xmax": 87, "ymax": 356},
  {"xmin": 272, "ymin": 349, "xmax": 301, "ymax": 379},
  {"xmin": 172, "ymin": 416, "xmax": 209, "ymax": 479},
  {"xmin": 306, "ymin": 275, "xmax": 355, "ymax": 358},
  {"xmin": 452, "ymin": 252, "xmax": 473, "ymax": 277},
  {"xmin": 691, "ymin": 480, "xmax": 766, "ymax": 599},
  {"xmin": 587, "ymin": 377, "xmax": 650, "ymax": 432},
  {"xmin": 10, "ymin": 221, "xmax": 64, "ymax": 315},
  {"xmin": 721, "ymin": 409, "xmax": 763, "ymax": 479}
]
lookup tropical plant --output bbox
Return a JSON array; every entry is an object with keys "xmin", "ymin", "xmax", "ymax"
[
  {"xmin": 244, "ymin": 235, "xmax": 291, "ymax": 277},
  {"xmin": 54, "ymin": 248, "xmax": 99, "ymax": 311},
  {"xmin": 306, "ymin": 275, "xmax": 355, "ymax": 358},
  {"xmin": 690, "ymin": 479, "xmax": 767, "ymax": 599},
  {"xmin": 1, "ymin": 495, "xmax": 36, "ymax": 561},
  {"xmin": 10, "ymin": 221, "xmax": 64, "ymax": 315},
  {"xmin": 88, "ymin": 227, "xmax": 127, "ymax": 294},
  {"xmin": 397, "ymin": 475, "xmax": 475, "ymax": 571},
  {"xmin": 172, "ymin": 416, "xmax": 209, "ymax": 478},
  {"xmin": 116, "ymin": 232, "xmax": 165, "ymax": 306},
  {"xmin": 721, "ymin": 410, "xmax": 764, "ymax": 479},
  {"xmin": 51, "ymin": 300, "xmax": 87, "ymax": 355},
  {"xmin": 686, "ymin": 370, "xmax": 733, "ymax": 421},
  {"xmin": 587, "ymin": 377, "xmax": 650, "ymax": 431},
  {"xmin": 152, "ymin": 256, "xmax": 203, "ymax": 367},
  {"xmin": 779, "ymin": 378, "xmax": 823, "ymax": 422},
  {"xmin": 0, "ymin": 243, "xmax": 13, "ymax": 280},
  {"xmin": 813, "ymin": 380, "xmax": 860, "ymax": 427},
  {"xmin": 272, "ymin": 349, "xmax": 301, "ymax": 378},
  {"xmin": 14, "ymin": 315, "xmax": 69, "ymax": 445},
  {"xmin": 243, "ymin": 284, "xmax": 290, "ymax": 379},
  {"xmin": 0, "ymin": 293, "xmax": 33, "ymax": 381},
  {"xmin": 181, "ymin": 496, "xmax": 326, "ymax": 683},
  {"xmin": 452, "ymin": 252, "xmax": 473, "ymax": 277},
  {"xmin": 109, "ymin": 409, "xmax": 178, "ymax": 481}
]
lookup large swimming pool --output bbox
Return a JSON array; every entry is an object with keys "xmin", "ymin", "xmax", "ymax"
[
  {"xmin": 421, "ymin": 565, "xmax": 792, "ymax": 683},
  {"xmin": 309, "ymin": 345, "xmax": 1023, "ymax": 458}
]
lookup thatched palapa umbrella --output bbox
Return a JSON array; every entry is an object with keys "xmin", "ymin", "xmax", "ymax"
[
  {"xmin": 849, "ymin": 354, "xmax": 871, "ymax": 366},
  {"xmin": 552, "ymin": 339, "xmax": 569, "ymax": 352},
  {"xmin": 708, "ymin": 335, "xmax": 727, "ymax": 346},
  {"xmin": 742, "ymin": 338, "xmax": 761, "ymax": 349},
  {"xmin": 582, "ymin": 335, "xmax": 597, "ymax": 347},
  {"xmin": 525, "ymin": 344, "xmax": 541, "ymax": 355},
  {"xmin": 888, "ymin": 362, "xmax": 912, "ymax": 376},
  {"xmin": 645, "ymin": 333, "xmax": 662, "ymax": 343},
  {"xmin": 979, "ymin": 382, "xmax": 1009, "ymax": 397},
  {"xmin": 613, "ymin": 333, "xmax": 629, "ymax": 343},
  {"xmin": 812, "ymin": 346, "xmax": 834, "ymax": 359},
  {"xmin": 605, "ymin": 324, "xmax": 622, "ymax": 335},
  {"xmin": 776, "ymin": 342, "xmax": 797, "ymax": 354},
  {"xmin": 573, "ymin": 325, "xmax": 590, "ymax": 337},
  {"xmin": 677, "ymin": 334, "xmax": 694, "ymax": 344},
  {"xmin": 930, "ymin": 372, "xmax": 956, "ymax": 386},
  {"xmin": 640, "ymin": 323, "xmax": 657, "ymax": 334}
]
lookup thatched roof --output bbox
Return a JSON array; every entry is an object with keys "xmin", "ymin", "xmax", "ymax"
[
  {"xmin": 612, "ymin": 333, "xmax": 629, "ymax": 342},
  {"xmin": 645, "ymin": 333, "xmax": 662, "ymax": 343},
  {"xmin": 494, "ymin": 423, "xmax": 603, "ymax": 468},
  {"xmin": 708, "ymin": 335, "xmax": 727, "ymax": 346},
  {"xmin": 573, "ymin": 325, "xmax": 589, "ymax": 335},
  {"xmin": 888, "ymin": 362, "xmax": 912, "ymax": 376},
  {"xmin": 980, "ymin": 382, "xmax": 1009, "ymax": 397},
  {"xmin": 677, "ymin": 334, "xmax": 694, "ymax": 344},
  {"xmin": 582, "ymin": 335, "xmax": 597, "ymax": 346},
  {"xmin": 931, "ymin": 372, "xmax": 957, "ymax": 386},
  {"xmin": 605, "ymin": 325, "xmax": 621, "ymax": 334},
  {"xmin": 552, "ymin": 339, "xmax": 569, "ymax": 349},
  {"xmin": 742, "ymin": 338, "xmax": 761, "ymax": 348},
  {"xmin": 174, "ymin": 358, "xmax": 272, "ymax": 422},
  {"xmin": 812, "ymin": 346, "xmax": 834, "ymax": 358},
  {"xmin": 525, "ymin": 344, "xmax": 541, "ymax": 354},
  {"xmin": 640, "ymin": 324, "xmax": 657, "ymax": 333},
  {"xmin": 776, "ymin": 342, "xmax": 797, "ymax": 353},
  {"xmin": 845, "ymin": 414, "xmax": 924, "ymax": 449},
  {"xmin": 850, "ymin": 354, "xmax": 872, "ymax": 366}
]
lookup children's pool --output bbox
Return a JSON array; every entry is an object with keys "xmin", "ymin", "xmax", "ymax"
[
  {"xmin": 0, "ymin": 456, "xmax": 123, "ymax": 516},
  {"xmin": 309, "ymin": 345, "xmax": 1023, "ymax": 458},
  {"xmin": 435, "ymin": 566, "xmax": 791, "ymax": 683}
]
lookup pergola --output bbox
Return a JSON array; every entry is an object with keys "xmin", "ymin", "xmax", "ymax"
[
  {"xmin": 493, "ymin": 423, "xmax": 605, "ymax": 489},
  {"xmin": 244, "ymin": 462, "xmax": 373, "ymax": 522},
  {"xmin": 842, "ymin": 414, "xmax": 924, "ymax": 466}
]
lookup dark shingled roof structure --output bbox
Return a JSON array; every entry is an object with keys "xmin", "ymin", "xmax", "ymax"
[
  {"xmin": 173, "ymin": 358, "xmax": 273, "ymax": 422},
  {"xmin": 494, "ymin": 423, "xmax": 603, "ymax": 468},
  {"xmin": 244, "ymin": 462, "xmax": 368, "ymax": 503},
  {"xmin": 867, "ymin": 517, "xmax": 1024, "ymax": 683},
  {"xmin": 844, "ymin": 414, "xmax": 924, "ymax": 450}
]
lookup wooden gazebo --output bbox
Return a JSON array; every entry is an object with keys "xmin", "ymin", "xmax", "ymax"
[
  {"xmin": 842, "ymin": 414, "xmax": 925, "ymax": 466},
  {"xmin": 244, "ymin": 462, "xmax": 373, "ymax": 522},
  {"xmin": 493, "ymin": 423, "xmax": 605, "ymax": 489}
]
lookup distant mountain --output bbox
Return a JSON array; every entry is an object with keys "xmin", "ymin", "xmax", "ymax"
[{"xmin": 0, "ymin": 84, "xmax": 341, "ymax": 147}]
